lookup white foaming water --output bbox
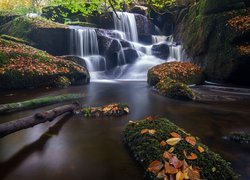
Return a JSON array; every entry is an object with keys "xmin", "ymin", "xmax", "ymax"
[
  {"xmin": 113, "ymin": 12, "xmax": 138, "ymax": 42},
  {"xmin": 70, "ymin": 12, "xmax": 183, "ymax": 81},
  {"xmin": 71, "ymin": 27, "xmax": 99, "ymax": 56}
]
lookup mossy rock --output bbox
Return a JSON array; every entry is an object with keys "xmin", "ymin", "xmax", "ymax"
[
  {"xmin": 0, "ymin": 34, "xmax": 29, "ymax": 45},
  {"xmin": 0, "ymin": 38, "xmax": 89, "ymax": 90},
  {"xmin": 155, "ymin": 77, "xmax": 195, "ymax": 101},
  {"xmin": 147, "ymin": 62, "xmax": 204, "ymax": 86},
  {"xmin": 65, "ymin": 21, "xmax": 98, "ymax": 28},
  {"xmin": 228, "ymin": 132, "xmax": 250, "ymax": 144},
  {"xmin": 53, "ymin": 76, "xmax": 71, "ymax": 88},
  {"xmin": 0, "ymin": 16, "xmax": 70, "ymax": 55},
  {"xmin": 177, "ymin": 1, "xmax": 250, "ymax": 85},
  {"xmin": 0, "ymin": 11, "xmax": 20, "ymax": 26},
  {"xmin": 123, "ymin": 118, "xmax": 238, "ymax": 179}
]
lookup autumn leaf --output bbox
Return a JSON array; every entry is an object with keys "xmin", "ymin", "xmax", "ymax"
[
  {"xmin": 168, "ymin": 147, "xmax": 175, "ymax": 153},
  {"xmin": 169, "ymin": 156, "xmax": 183, "ymax": 169},
  {"xmin": 160, "ymin": 140, "xmax": 167, "ymax": 147},
  {"xmin": 141, "ymin": 129, "xmax": 149, "ymax": 134},
  {"xmin": 147, "ymin": 160, "xmax": 164, "ymax": 173},
  {"xmin": 176, "ymin": 171, "xmax": 185, "ymax": 180},
  {"xmin": 185, "ymin": 136, "xmax": 196, "ymax": 146},
  {"xmin": 124, "ymin": 107, "xmax": 129, "ymax": 113},
  {"xmin": 188, "ymin": 167, "xmax": 201, "ymax": 180},
  {"xmin": 170, "ymin": 132, "xmax": 181, "ymax": 138},
  {"xmin": 148, "ymin": 129, "xmax": 157, "ymax": 135},
  {"xmin": 197, "ymin": 146, "xmax": 205, "ymax": 153},
  {"xmin": 166, "ymin": 138, "xmax": 182, "ymax": 146},
  {"xmin": 163, "ymin": 151, "xmax": 173, "ymax": 159},
  {"xmin": 183, "ymin": 150, "xmax": 198, "ymax": 160},
  {"xmin": 164, "ymin": 162, "xmax": 179, "ymax": 174},
  {"xmin": 145, "ymin": 116, "xmax": 157, "ymax": 121},
  {"xmin": 157, "ymin": 170, "xmax": 167, "ymax": 179}
]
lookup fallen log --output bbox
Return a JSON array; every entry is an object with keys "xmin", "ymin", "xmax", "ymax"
[
  {"xmin": 0, "ymin": 93, "xmax": 85, "ymax": 114},
  {"xmin": 0, "ymin": 103, "xmax": 79, "ymax": 138}
]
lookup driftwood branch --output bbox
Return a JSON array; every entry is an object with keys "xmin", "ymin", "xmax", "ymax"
[
  {"xmin": 0, "ymin": 103, "xmax": 79, "ymax": 138},
  {"xmin": 0, "ymin": 93, "xmax": 85, "ymax": 114}
]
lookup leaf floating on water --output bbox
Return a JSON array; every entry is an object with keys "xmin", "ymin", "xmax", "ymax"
[
  {"xmin": 141, "ymin": 129, "xmax": 149, "ymax": 134},
  {"xmin": 185, "ymin": 136, "xmax": 197, "ymax": 146},
  {"xmin": 147, "ymin": 160, "xmax": 164, "ymax": 173},
  {"xmin": 163, "ymin": 151, "xmax": 173, "ymax": 159},
  {"xmin": 176, "ymin": 171, "xmax": 185, "ymax": 180},
  {"xmin": 164, "ymin": 162, "xmax": 179, "ymax": 174},
  {"xmin": 148, "ymin": 129, "xmax": 157, "ymax": 135},
  {"xmin": 166, "ymin": 138, "xmax": 182, "ymax": 146},
  {"xmin": 170, "ymin": 132, "xmax": 181, "ymax": 138},
  {"xmin": 160, "ymin": 140, "xmax": 167, "ymax": 147},
  {"xmin": 170, "ymin": 156, "xmax": 183, "ymax": 169},
  {"xmin": 197, "ymin": 146, "xmax": 205, "ymax": 153}
]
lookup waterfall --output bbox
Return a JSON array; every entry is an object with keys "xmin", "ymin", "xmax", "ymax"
[
  {"xmin": 113, "ymin": 12, "xmax": 138, "ymax": 42},
  {"xmin": 71, "ymin": 27, "xmax": 99, "ymax": 56},
  {"xmin": 169, "ymin": 45, "xmax": 182, "ymax": 62}
]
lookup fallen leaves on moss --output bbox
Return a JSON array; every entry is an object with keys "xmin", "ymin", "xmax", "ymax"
[{"xmin": 228, "ymin": 15, "xmax": 250, "ymax": 32}]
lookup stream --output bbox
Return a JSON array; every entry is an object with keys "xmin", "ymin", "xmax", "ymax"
[{"xmin": 0, "ymin": 81, "xmax": 250, "ymax": 179}]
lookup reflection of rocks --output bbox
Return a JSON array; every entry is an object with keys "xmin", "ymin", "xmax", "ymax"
[{"xmin": 151, "ymin": 43, "xmax": 170, "ymax": 59}]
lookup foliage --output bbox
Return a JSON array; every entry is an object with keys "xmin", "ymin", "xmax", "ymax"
[
  {"xmin": 80, "ymin": 103, "xmax": 129, "ymax": 117},
  {"xmin": 0, "ymin": 34, "xmax": 29, "ymax": 45},
  {"xmin": 124, "ymin": 118, "xmax": 238, "ymax": 179},
  {"xmin": 54, "ymin": 76, "xmax": 71, "ymax": 88}
]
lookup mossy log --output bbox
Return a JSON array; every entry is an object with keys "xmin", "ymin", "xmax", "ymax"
[
  {"xmin": 0, "ymin": 103, "xmax": 79, "ymax": 138},
  {"xmin": 124, "ymin": 118, "xmax": 237, "ymax": 179},
  {"xmin": 0, "ymin": 93, "xmax": 85, "ymax": 114}
]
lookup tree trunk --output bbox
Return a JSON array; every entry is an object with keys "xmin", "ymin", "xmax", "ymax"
[
  {"xmin": 0, "ymin": 93, "xmax": 85, "ymax": 114},
  {"xmin": 0, "ymin": 103, "xmax": 79, "ymax": 138}
]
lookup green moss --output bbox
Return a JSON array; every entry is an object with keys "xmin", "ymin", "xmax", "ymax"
[
  {"xmin": 65, "ymin": 21, "xmax": 97, "ymax": 27},
  {"xmin": 155, "ymin": 77, "xmax": 195, "ymax": 101},
  {"xmin": 124, "ymin": 118, "xmax": 238, "ymax": 179},
  {"xmin": 0, "ymin": 34, "xmax": 29, "ymax": 45},
  {"xmin": 0, "ymin": 52, "xmax": 9, "ymax": 67},
  {"xmin": 53, "ymin": 76, "xmax": 71, "ymax": 88}
]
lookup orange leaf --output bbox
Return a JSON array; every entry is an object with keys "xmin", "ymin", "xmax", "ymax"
[
  {"xmin": 166, "ymin": 138, "xmax": 181, "ymax": 146},
  {"xmin": 188, "ymin": 167, "xmax": 200, "ymax": 180},
  {"xmin": 185, "ymin": 136, "xmax": 196, "ymax": 146},
  {"xmin": 170, "ymin": 132, "xmax": 181, "ymax": 138},
  {"xmin": 160, "ymin": 141, "xmax": 167, "ymax": 147},
  {"xmin": 147, "ymin": 160, "xmax": 164, "ymax": 173},
  {"xmin": 164, "ymin": 162, "xmax": 179, "ymax": 174},
  {"xmin": 187, "ymin": 153, "xmax": 198, "ymax": 160},
  {"xmin": 197, "ymin": 146, "xmax": 205, "ymax": 153},
  {"xmin": 163, "ymin": 151, "xmax": 173, "ymax": 159},
  {"xmin": 156, "ymin": 170, "xmax": 167, "ymax": 179},
  {"xmin": 145, "ymin": 116, "xmax": 157, "ymax": 121},
  {"xmin": 141, "ymin": 129, "xmax": 149, "ymax": 134}
]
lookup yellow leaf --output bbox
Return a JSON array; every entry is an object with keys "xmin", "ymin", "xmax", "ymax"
[
  {"xmin": 149, "ymin": 129, "xmax": 157, "ymax": 135},
  {"xmin": 168, "ymin": 147, "xmax": 175, "ymax": 153},
  {"xmin": 197, "ymin": 146, "xmax": 205, "ymax": 153},
  {"xmin": 176, "ymin": 171, "xmax": 184, "ymax": 180},
  {"xmin": 166, "ymin": 138, "xmax": 182, "ymax": 146}
]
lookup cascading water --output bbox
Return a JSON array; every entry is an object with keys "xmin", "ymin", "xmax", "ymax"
[
  {"xmin": 70, "ymin": 26, "xmax": 107, "ymax": 79},
  {"xmin": 113, "ymin": 12, "xmax": 138, "ymax": 42},
  {"xmin": 70, "ymin": 12, "xmax": 183, "ymax": 81}
]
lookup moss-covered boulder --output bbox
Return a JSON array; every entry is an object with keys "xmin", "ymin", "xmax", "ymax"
[
  {"xmin": 124, "ymin": 118, "xmax": 237, "ymax": 179},
  {"xmin": 148, "ymin": 62, "xmax": 204, "ymax": 86},
  {"xmin": 175, "ymin": 0, "xmax": 250, "ymax": 85},
  {"xmin": 147, "ymin": 62, "xmax": 203, "ymax": 100},
  {"xmin": 0, "ymin": 11, "xmax": 20, "ymax": 26},
  {"xmin": 0, "ymin": 38, "xmax": 89, "ymax": 90},
  {"xmin": 0, "ymin": 16, "xmax": 71, "ymax": 55}
]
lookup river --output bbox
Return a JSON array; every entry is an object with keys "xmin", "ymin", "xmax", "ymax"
[{"xmin": 0, "ymin": 81, "xmax": 250, "ymax": 179}]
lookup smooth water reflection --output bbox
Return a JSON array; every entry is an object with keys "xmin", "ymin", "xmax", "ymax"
[{"xmin": 0, "ymin": 82, "xmax": 250, "ymax": 179}]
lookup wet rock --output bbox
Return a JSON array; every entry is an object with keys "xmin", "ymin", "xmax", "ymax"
[
  {"xmin": 123, "ymin": 48, "xmax": 139, "ymax": 64},
  {"xmin": 151, "ymin": 42, "xmax": 170, "ymax": 59},
  {"xmin": 0, "ymin": 11, "xmax": 20, "ymax": 26},
  {"xmin": 129, "ymin": 5, "xmax": 148, "ymax": 16},
  {"xmin": 105, "ymin": 39, "xmax": 122, "ymax": 69},
  {"xmin": 135, "ymin": 14, "xmax": 159, "ymax": 36},
  {"xmin": 0, "ymin": 16, "xmax": 71, "ymax": 56}
]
